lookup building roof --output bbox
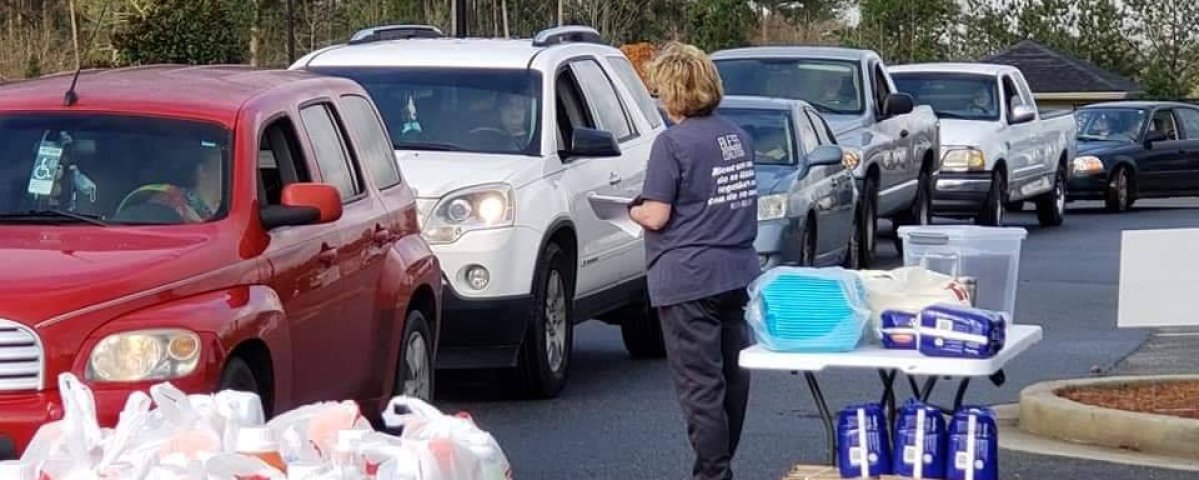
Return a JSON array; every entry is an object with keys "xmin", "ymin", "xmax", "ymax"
[
  {"xmin": 0, "ymin": 65, "xmax": 334, "ymax": 126},
  {"xmin": 982, "ymin": 40, "xmax": 1140, "ymax": 94}
]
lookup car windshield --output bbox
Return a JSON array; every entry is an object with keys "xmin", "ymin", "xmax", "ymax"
[
  {"xmin": 313, "ymin": 67, "xmax": 542, "ymax": 156},
  {"xmin": 714, "ymin": 58, "xmax": 864, "ymax": 115},
  {"xmin": 719, "ymin": 107, "xmax": 798, "ymax": 166},
  {"xmin": 1075, "ymin": 108, "xmax": 1147, "ymax": 142},
  {"xmin": 0, "ymin": 114, "xmax": 230, "ymax": 226},
  {"xmin": 892, "ymin": 72, "xmax": 999, "ymax": 121}
]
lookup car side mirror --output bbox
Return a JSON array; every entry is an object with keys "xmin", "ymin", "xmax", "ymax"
[
  {"xmin": 807, "ymin": 145, "xmax": 844, "ymax": 169},
  {"xmin": 883, "ymin": 93, "xmax": 914, "ymax": 116},
  {"xmin": 1144, "ymin": 129, "xmax": 1169, "ymax": 146},
  {"xmin": 564, "ymin": 127, "xmax": 621, "ymax": 158},
  {"xmin": 260, "ymin": 183, "xmax": 343, "ymax": 230},
  {"xmin": 1010, "ymin": 105, "xmax": 1036, "ymax": 124}
]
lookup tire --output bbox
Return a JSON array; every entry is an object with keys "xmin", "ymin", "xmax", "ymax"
[
  {"xmin": 1004, "ymin": 201, "xmax": 1024, "ymax": 212},
  {"xmin": 1036, "ymin": 166, "xmax": 1066, "ymax": 227},
  {"xmin": 976, "ymin": 170, "xmax": 1006, "ymax": 227},
  {"xmin": 619, "ymin": 302, "xmax": 666, "ymax": 359},
  {"xmin": 395, "ymin": 310, "xmax": 434, "ymax": 401},
  {"xmin": 798, "ymin": 219, "xmax": 816, "ymax": 267},
  {"xmin": 219, "ymin": 356, "xmax": 261, "ymax": 399},
  {"xmin": 897, "ymin": 169, "xmax": 933, "ymax": 227},
  {"xmin": 1106, "ymin": 167, "xmax": 1132, "ymax": 212},
  {"xmin": 515, "ymin": 243, "xmax": 573, "ymax": 398},
  {"xmin": 857, "ymin": 178, "xmax": 879, "ymax": 269},
  {"xmin": 842, "ymin": 209, "xmax": 862, "ymax": 270}
]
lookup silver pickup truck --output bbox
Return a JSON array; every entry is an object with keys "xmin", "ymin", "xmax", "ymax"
[{"xmin": 712, "ymin": 47, "xmax": 940, "ymax": 266}]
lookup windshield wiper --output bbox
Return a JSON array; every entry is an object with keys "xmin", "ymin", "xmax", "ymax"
[
  {"xmin": 0, "ymin": 209, "xmax": 109, "ymax": 226},
  {"xmin": 934, "ymin": 111, "xmax": 969, "ymax": 119},
  {"xmin": 1077, "ymin": 134, "xmax": 1122, "ymax": 142},
  {"xmin": 394, "ymin": 142, "xmax": 466, "ymax": 152}
]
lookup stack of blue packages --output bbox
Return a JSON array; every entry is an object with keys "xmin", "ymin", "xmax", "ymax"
[
  {"xmin": 836, "ymin": 403, "xmax": 891, "ymax": 478},
  {"xmin": 892, "ymin": 399, "xmax": 948, "ymax": 479},
  {"xmin": 918, "ymin": 304, "xmax": 1007, "ymax": 359},
  {"xmin": 880, "ymin": 310, "xmax": 918, "ymax": 349},
  {"xmin": 947, "ymin": 407, "xmax": 999, "ymax": 480},
  {"xmin": 746, "ymin": 267, "xmax": 870, "ymax": 352}
]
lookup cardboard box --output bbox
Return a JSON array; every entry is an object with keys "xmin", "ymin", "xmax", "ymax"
[{"xmin": 783, "ymin": 464, "xmax": 912, "ymax": 480}]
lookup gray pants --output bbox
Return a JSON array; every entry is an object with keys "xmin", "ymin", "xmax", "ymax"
[{"xmin": 659, "ymin": 289, "xmax": 752, "ymax": 480}]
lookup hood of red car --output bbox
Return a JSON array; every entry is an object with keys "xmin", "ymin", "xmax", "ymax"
[{"xmin": 0, "ymin": 227, "xmax": 221, "ymax": 325}]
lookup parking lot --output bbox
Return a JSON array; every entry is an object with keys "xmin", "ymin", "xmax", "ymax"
[{"xmin": 441, "ymin": 199, "xmax": 1199, "ymax": 479}]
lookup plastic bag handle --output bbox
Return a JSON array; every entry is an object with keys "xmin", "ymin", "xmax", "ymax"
[
  {"xmin": 918, "ymin": 252, "xmax": 961, "ymax": 278},
  {"xmin": 907, "ymin": 232, "xmax": 950, "ymax": 246}
]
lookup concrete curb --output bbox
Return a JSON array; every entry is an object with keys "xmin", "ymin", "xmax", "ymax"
[{"xmin": 1018, "ymin": 375, "xmax": 1199, "ymax": 460}]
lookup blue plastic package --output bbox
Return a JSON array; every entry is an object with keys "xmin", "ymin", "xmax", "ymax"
[
  {"xmin": 880, "ymin": 310, "xmax": 918, "ymax": 349},
  {"xmin": 918, "ymin": 304, "xmax": 1006, "ymax": 358},
  {"xmin": 745, "ymin": 267, "xmax": 871, "ymax": 352},
  {"xmin": 892, "ymin": 399, "xmax": 947, "ymax": 479},
  {"xmin": 837, "ymin": 403, "xmax": 891, "ymax": 478},
  {"xmin": 947, "ymin": 407, "xmax": 999, "ymax": 480}
]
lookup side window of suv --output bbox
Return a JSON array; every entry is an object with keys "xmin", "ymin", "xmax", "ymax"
[
  {"xmin": 338, "ymin": 95, "xmax": 402, "ymax": 190},
  {"xmin": 555, "ymin": 66, "xmax": 596, "ymax": 152},
  {"xmin": 570, "ymin": 59, "xmax": 636, "ymax": 142},
  {"xmin": 300, "ymin": 104, "xmax": 363, "ymax": 201},
  {"xmin": 258, "ymin": 116, "xmax": 313, "ymax": 206},
  {"xmin": 606, "ymin": 55, "xmax": 663, "ymax": 129}
]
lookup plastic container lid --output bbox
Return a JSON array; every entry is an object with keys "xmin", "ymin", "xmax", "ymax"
[
  {"xmin": 235, "ymin": 425, "xmax": 279, "ymax": 453},
  {"xmin": 898, "ymin": 225, "xmax": 1028, "ymax": 244},
  {"xmin": 0, "ymin": 460, "xmax": 36, "ymax": 480}
]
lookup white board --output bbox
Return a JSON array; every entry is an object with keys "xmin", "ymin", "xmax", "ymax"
[{"xmin": 1118, "ymin": 228, "xmax": 1199, "ymax": 328}]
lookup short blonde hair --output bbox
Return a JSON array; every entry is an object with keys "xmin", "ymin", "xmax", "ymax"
[{"xmin": 648, "ymin": 42, "xmax": 723, "ymax": 119}]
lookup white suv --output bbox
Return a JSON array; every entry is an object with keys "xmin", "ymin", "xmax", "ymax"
[{"xmin": 292, "ymin": 26, "xmax": 667, "ymax": 398}]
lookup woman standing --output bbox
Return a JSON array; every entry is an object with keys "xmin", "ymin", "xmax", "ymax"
[{"xmin": 629, "ymin": 42, "xmax": 759, "ymax": 480}]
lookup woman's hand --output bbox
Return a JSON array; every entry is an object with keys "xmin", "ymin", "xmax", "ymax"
[{"xmin": 630, "ymin": 200, "xmax": 672, "ymax": 231}]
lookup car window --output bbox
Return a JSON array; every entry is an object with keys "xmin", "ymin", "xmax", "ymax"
[
  {"xmin": 871, "ymin": 64, "xmax": 890, "ymax": 117},
  {"xmin": 312, "ymin": 67, "xmax": 542, "ymax": 156},
  {"xmin": 570, "ymin": 59, "xmax": 636, "ymax": 141},
  {"xmin": 0, "ymin": 113, "xmax": 230, "ymax": 225},
  {"xmin": 805, "ymin": 110, "xmax": 834, "ymax": 145},
  {"xmin": 300, "ymin": 104, "xmax": 361, "ymax": 201},
  {"xmin": 1075, "ymin": 108, "xmax": 1146, "ymax": 142},
  {"xmin": 258, "ymin": 117, "xmax": 312, "ymax": 206},
  {"xmin": 717, "ymin": 107, "xmax": 798, "ymax": 166},
  {"xmin": 1151, "ymin": 109, "xmax": 1180, "ymax": 141},
  {"xmin": 606, "ymin": 55, "xmax": 663, "ymax": 129},
  {"xmin": 1000, "ymin": 76, "xmax": 1024, "ymax": 120},
  {"xmin": 715, "ymin": 58, "xmax": 864, "ymax": 115},
  {"xmin": 796, "ymin": 111, "xmax": 821, "ymax": 153},
  {"xmin": 339, "ymin": 95, "xmax": 402, "ymax": 190},
  {"xmin": 893, "ymin": 72, "xmax": 1000, "ymax": 121},
  {"xmin": 555, "ymin": 67, "xmax": 595, "ymax": 152},
  {"xmin": 1176, "ymin": 108, "xmax": 1199, "ymax": 140}
]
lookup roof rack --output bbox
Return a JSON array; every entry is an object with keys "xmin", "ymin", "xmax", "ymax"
[
  {"xmin": 531, "ymin": 25, "xmax": 605, "ymax": 47},
  {"xmin": 348, "ymin": 24, "xmax": 444, "ymax": 45}
]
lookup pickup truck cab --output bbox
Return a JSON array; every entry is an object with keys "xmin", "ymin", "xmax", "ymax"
[
  {"xmin": 890, "ymin": 63, "xmax": 1076, "ymax": 226},
  {"xmin": 293, "ymin": 26, "xmax": 667, "ymax": 398},
  {"xmin": 0, "ymin": 66, "xmax": 441, "ymax": 457},
  {"xmin": 711, "ymin": 47, "xmax": 941, "ymax": 266}
]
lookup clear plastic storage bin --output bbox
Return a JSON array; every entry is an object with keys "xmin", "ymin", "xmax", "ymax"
[{"xmin": 897, "ymin": 225, "xmax": 1027, "ymax": 321}]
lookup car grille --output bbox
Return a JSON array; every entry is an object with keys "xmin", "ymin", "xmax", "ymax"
[{"xmin": 0, "ymin": 320, "xmax": 43, "ymax": 392}]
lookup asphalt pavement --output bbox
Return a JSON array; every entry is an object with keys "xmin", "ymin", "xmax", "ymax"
[{"xmin": 440, "ymin": 199, "xmax": 1199, "ymax": 480}]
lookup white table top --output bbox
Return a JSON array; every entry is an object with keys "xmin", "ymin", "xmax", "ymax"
[{"xmin": 739, "ymin": 324, "xmax": 1043, "ymax": 376}]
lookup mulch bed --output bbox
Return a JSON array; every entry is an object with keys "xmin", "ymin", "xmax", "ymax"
[{"xmin": 1059, "ymin": 381, "xmax": 1199, "ymax": 420}]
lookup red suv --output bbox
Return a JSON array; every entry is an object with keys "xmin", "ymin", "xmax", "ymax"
[{"xmin": 0, "ymin": 66, "xmax": 441, "ymax": 457}]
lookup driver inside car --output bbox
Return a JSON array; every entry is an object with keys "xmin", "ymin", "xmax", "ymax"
[
  {"xmin": 116, "ymin": 145, "xmax": 222, "ymax": 223},
  {"xmin": 498, "ymin": 93, "xmax": 532, "ymax": 148}
]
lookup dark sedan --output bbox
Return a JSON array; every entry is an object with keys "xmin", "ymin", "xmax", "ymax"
[{"xmin": 1069, "ymin": 101, "xmax": 1199, "ymax": 211}]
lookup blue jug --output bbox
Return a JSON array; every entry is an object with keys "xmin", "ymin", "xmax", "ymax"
[
  {"xmin": 892, "ymin": 399, "xmax": 947, "ymax": 479},
  {"xmin": 836, "ymin": 403, "xmax": 891, "ymax": 478},
  {"xmin": 947, "ymin": 407, "xmax": 999, "ymax": 480}
]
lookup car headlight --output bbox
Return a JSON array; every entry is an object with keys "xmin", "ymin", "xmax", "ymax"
[
  {"xmin": 87, "ymin": 329, "xmax": 201, "ymax": 382},
  {"xmin": 422, "ymin": 184, "xmax": 514, "ymax": 244},
  {"xmin": 942, "ymin": 148, "xmax": 986, "ymax": 172},
  {"xmin": 758, "ymin": 194, "xmax": 788, "ymax": 221},
  {"xmin": 1072, "ymin": 155, "xmax": 1104, "ymax": 175}
]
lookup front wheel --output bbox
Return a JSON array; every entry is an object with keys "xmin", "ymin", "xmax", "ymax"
[
  {"xmin": 856, "ymin": 178, "xmax": 879, "ymax": 268},
  {"xmin": 1036, "ymin": 166, "xmax": 1066, "ymax": 227},
  {"xmin": 976, "ymin": 171, "xmax": 1006, "ymax": 227},
  {"xmin": 619, "ymin": 302, "xmax": 666, "ymax": 359},
  {"xmin": 515, "ymin": 243, "xmax": 573, "ymax": 398},
  {"xmin": 1106, "ymin": 167, "xmax": 1133, "ymax": 212},
  {"xmin": 842, "ymin": 210, "xmax": 862, "ymax": 270},
  {"xmin": 395, "ymin": 310, "xmax": 434, "ymax": 401}
]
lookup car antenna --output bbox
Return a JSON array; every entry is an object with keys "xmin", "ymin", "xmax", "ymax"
[{"xmin": 62, "ymin": 0, "xmax": 108, "ymax": 107}]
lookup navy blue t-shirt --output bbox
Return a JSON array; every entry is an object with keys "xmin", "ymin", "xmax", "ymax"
[{"xmin": 640, "ymin": 115, "xmax": 760, "ymax": 307}]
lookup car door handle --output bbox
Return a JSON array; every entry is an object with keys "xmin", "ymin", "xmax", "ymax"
[
  {"xmin": 609, "ymin": 172, "xmax": 622, "ymax": 186},
  {"xmin": 900, "ymin": 129, "xmax": 909, "ymax": 138},
  {"xmin": 318, "ymin": 243, "xmax": 338, "ymax": 266}
]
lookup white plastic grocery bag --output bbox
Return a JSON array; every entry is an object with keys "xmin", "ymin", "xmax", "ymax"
[
  {"xmin": 858, "ymin": 267, "xmax": 971, "ymax": 341},
  {"xmin": 22, "ymin": 374, "xmax": 106, "ymax": 480}
]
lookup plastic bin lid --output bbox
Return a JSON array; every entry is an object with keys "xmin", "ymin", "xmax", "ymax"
[{"xmin": 897, "ymin": 225, "xmax": 1027, "ymax": 243}]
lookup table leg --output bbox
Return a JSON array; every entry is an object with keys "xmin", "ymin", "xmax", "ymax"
[
  {"xmin": 907, "ymin": 375, "xmax": 921, "ymax": 399},
  {"xmin": 920, "ymin": 376, "xmax": 940, "ymax": 403},
  {"xmin": 804, "ymin": 372, "xmax": 837, "ymax": 466},
  {"xmin": 877, "ymin": 369, "xmax": 898, "ymax": 441}
]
